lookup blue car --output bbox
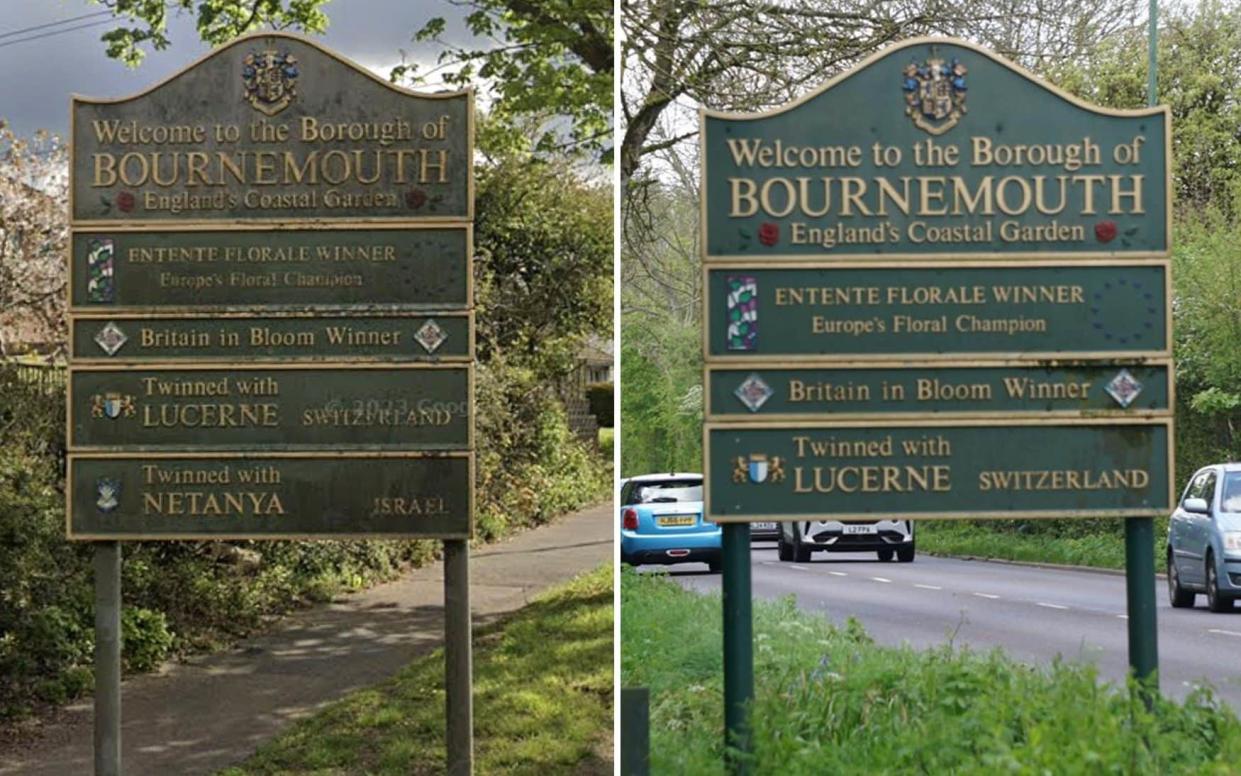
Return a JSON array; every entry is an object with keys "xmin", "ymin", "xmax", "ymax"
[
  {"xmin": 619, "ymin": 473, "xmax": 720, "ymax": 572},
  {"xmin": 1167, "ymin": 463, "xmax": 1241, "ymax": 612}
]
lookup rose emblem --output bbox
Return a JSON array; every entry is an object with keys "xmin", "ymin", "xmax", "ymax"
[
  {"xmin": 1094, "ymin": 220, "xmax": 1117, "ymax": 243},
  {"xmin": 405, "ymin": 188, "xmax": 428, "ymax": 209},
  {"xmin": 757, "ymin": 222, "xmax": 779, "ymax": 247},
  {"xmin": 116, "ymin": 191, "xmax": 136, "ymax": 213}
]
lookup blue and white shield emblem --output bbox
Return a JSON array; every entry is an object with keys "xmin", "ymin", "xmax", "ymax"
[
  {"xmin": 103, "ymin": 395, "xmax": 124, "ymax": 419},
  {"xmin": 748, "ymin": 457, "xmax": 769, "ymax": 484},
  {"xmin": 96, "ymin": 478, "xmax": 120, "ymax": 513}
]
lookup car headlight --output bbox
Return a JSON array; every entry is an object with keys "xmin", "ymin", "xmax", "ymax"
[{"xmin": 1224, "ymin": 532, "xmax": 1241, "ymax": 553}]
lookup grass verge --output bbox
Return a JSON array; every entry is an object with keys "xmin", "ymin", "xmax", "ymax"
[
  {"xmin": 917, "ymin": 519, "xmax": 1170, "ymax": 573},
  {"xmin": 220, "ymin": 565, "xmax": 613, "ymax": 775},
  {"xmin": 621, "ymin": 567, "xmax": 1241, "ymax": 773}
]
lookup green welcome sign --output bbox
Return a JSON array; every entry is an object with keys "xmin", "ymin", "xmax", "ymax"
[
  {"xmin": 706, "ymin": 421, "xmax": 1172, "ymax": 520},
  {"xmin": 707, "ymin": 363, "xmax": 1170, "ymax": 419},
  {"xmin": 702, "ymin": 38, "xmax": 1169, "ymax": 259},
  {"xmin": 72, "ymin": 33, "xmax": 471, "ymax": 223},
  {"xmin": 69, "ymin": 454, "xmax": 471, "ymax": 539},
  {"xmin": 707, "ymin": 264, "xmax": 1169, "ymax": 358}
]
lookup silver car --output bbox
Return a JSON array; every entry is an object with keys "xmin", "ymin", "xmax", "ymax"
[
  {"xmin": 1167, "ymin": 464, "xmax": 1241, "ymax": 612},
  {"xmin": 778, "ymin": 519, "xmax": 915, "ymax": 563}
]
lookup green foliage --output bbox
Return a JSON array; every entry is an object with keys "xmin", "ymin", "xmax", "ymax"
[
  {"xmin": 473, "ymin": 359, "xmax": 610, "ymax": 542},
  {"xmin": 621, "ymin": 181, "xmax": 703, "ymax": 476},
  {"xmin": 622, "ymin": 569, "xmax": 1241, "ymax": 773},
  {"xmin": 97, "ymin": 0, "xmax": 331, "ymax": 66},
  {"xmin": 620, "ymin": 330, "xmax": 702, "ymax": 476},
  {"xmin": 222, "ymin": 565, "xmax": 613, "ymax": 775},
  {"xmin": 917, "ymin": 519, "xmax": 1169, "ymax": 573},
  {"xmin": 397, "ymin": 0, "xmax": 613, "ymax": 159},
  {"xmin": 585, "ymin": 381, "xmax": 613, "ymax": 427},
  {"xmin": 474, "ymin": 154, "xmax": 613, "ymax": 374},
  {"xmin": 1045, "ymin": 0, "xmax": 1241, "ymax": 215},
  {"xmin": 121, "ymin": 608, "xmax": 174, "ymax": 673}
]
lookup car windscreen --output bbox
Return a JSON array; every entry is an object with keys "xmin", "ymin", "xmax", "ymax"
[
  {"xmin": 626, "ymin": 481, "xmax": 703, "ymax": 504},
  {"xmin": 1221, "ymin": 472, "xmax": 1241, "ymax": 512}
]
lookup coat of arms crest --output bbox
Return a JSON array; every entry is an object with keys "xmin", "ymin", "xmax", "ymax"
[
  {"xmin": 90, "ymin": 392, "xmax": 136, "ymax": 420},
  {"xmin": 732, "ymin": 454, "xmax": 786, "ymax": 484},
  {"xmin": 96, "ymin": 478, "xmax": 121, "ymax": 513},
  {"xmin": 902, "ymin": 56, "xmax": 967, "ymax": 135},
  {"xmin": 242, "ymin": 48, "xmax": 299, "ymax": 116}
]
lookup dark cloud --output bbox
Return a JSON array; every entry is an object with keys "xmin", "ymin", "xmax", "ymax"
[{"xmin": 0, "ymin": 0, "xmax": 467, "ymax": 138}]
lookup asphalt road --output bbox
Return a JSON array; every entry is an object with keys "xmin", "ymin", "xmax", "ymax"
[{"xmin": 652, "ymin": 544, "xmax": 1241, "ymax": 710}]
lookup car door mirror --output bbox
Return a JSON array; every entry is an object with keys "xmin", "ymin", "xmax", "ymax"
[{"xmin": 1183, "ymin": 497, "xmax": 1210, "ymax": 514}]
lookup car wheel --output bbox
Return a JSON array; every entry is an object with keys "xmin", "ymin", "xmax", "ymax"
[
  {"xmin": 877, "ymin": 548, "xmax": 895, "ymax": 562},
  {"xmin": 1207, "ymin": 553, "xmax": 1234, "ymax": 613},
  {"xmin": 1167, "ymin": 552, "xmax": 1195, "ymax": 608},
  {"xmin": 896, "ymin": 544, "xmax": 915, "ymax": 563},
  {"xmin": 777, "ymin": 531, "xmax": 793, "ymax": 562},
  {"xmin": 792, "ymin": 524, "xmax": 812, "ymax": 563}
]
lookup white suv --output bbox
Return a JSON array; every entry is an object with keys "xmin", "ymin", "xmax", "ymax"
[{"xmin": 778, "ymin": 519, "xmax": 915, "ymax": 563}]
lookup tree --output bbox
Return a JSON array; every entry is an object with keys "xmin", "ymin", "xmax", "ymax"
[
  {"xmin": 474, "ymin": 152, "xmax": 613, "ymax": 378},
  {"xmin": 620, "ymin": 0, "xmax": 1143, "ymax": 187},
  {"xmin": 1045, "ymin": 0, "xmax": 1241, "ymax": 215},
  {"xmin": 0, "ymin": 126, "xmax": 68, "ymax": 356},
  {"xmin": 96, "ymin": 0, "xmax": 329, "ymax": 66},
  {"xmin": 395, "ymin": 0, "xmax": 613, "ymax": 160}
]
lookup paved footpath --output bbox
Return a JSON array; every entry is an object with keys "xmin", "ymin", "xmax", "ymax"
[{"xmin": 0, "ymin": 503, "xmax": 611, "ymax": 776}]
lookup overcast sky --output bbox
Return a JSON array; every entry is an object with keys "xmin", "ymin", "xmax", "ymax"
[{"xmin": 0, "ymin": 0, "xmax": 474, "ymax": 139}]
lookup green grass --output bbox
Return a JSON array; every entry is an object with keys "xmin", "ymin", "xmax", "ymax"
[
  {"xmin": 599, "ymin": 427, "xmax": 614, "ymax": 458},
  {"xmin": 220, "ymin": 565, "xmax": 613, "ymax": 775},
  {"xmin": 918, "ymin": 519, "xmax": 1169, "ymax": 573},
  {"xmin": 621, "ymin": 567, "xmax": 1241, "ymax": 773}
]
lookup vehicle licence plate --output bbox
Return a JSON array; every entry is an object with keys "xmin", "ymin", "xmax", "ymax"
[
  {"xmin": 657, "ymin": 515, "xmax": 696, "ymax": 527},
  {"xmin": 753, "ymin": 522, "xmax": 776, "ymax": 530},
  {"xmin": 842, "ymin": 524, "xmax": 877, "ymax": 535}
]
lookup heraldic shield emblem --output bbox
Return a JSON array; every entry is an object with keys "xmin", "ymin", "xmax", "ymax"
[
  {"xmin": 96, "ymin": 478, "xmax": 120, "ymax": 513},
  {"xmin": 732, "ymin": 454, "xmax": 786, "ymax": 484},
  {"xmin": 902, "ymin": 55, "xmax": 967, "ymax": 135},
  {"xmin": 242, "ymin": 48, "xmax": 299, "ymax": 115}
]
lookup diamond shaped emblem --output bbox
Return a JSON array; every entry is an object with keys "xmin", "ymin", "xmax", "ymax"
[
  {"xmin": 414, "ymin": 319, "xmax": 448, "ymax": 354},
  {"xmin": 1105, "ymin": 369, "xmax": 1143, "ymax": 408},
  {"xmin": 93, "ymin": 322, "xmax": 128, "ymax": 356},
  {"xmin": 734, "ymin": 373, "xmax": 773, "ymax": 413}
]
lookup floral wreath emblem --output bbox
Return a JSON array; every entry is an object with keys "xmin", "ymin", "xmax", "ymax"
[
  {"xmin": 242, "ymin": 48, "xmax": 299, "ymax": 116},
  {"xmin": 902, "ymin": 55, "xmax": 967, "ymax": 135}
]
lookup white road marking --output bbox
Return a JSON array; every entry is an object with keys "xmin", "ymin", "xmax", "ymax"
[
  {"xmin": 1209, "ymin": 628, "xmax": 1241, "ymax": 638},
  {"xmin": 872, "ymin": 577, "xmax": 892, "ymax": 583},
  {"xmin": 828, "ymin": 571, "xmax": 847, "ymax": 577},
  {"xmin": 973, "ymin": 593, "xmax": 1000, "ymax": 599},
  {"xmin": 914, "ymin": 584, "xmax": 942, "ymax": 591},
  {"xmin": 789, "ymin": 565, "xmax": 809, "ymax": 571},
  {"xmin": 1037, "ymin": 602, "xmax": 1069, "ymax": 610}
]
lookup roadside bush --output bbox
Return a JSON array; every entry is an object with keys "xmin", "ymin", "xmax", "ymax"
[
  {"xmin": 121, "ymin": 608, "xmax": 174, "ymax": 673},
  {"xmin": 622, "ymin": 569, "xmax": 1241, "ymax": 773}
]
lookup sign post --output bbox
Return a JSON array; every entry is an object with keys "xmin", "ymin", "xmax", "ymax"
[
  {"xmin": 92, "ymin": 542, "xmax": 121, "ymax": 776},
  {"xmin": 68, "ymin": 32, "xmax": 475, "ymax": 772},
  {"xmin": 1122, "ymin": 0, "xmax": 1163, "ymax": 702},
  {"xmin": 721, "ymin": 523, "xmax": 753, "ymax": 772},
  {"xmin": 700, "ymin": 36, "xmax": 1173, "ymax": 770}
]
